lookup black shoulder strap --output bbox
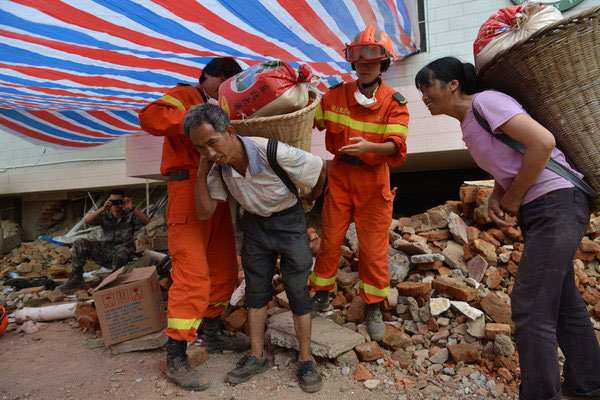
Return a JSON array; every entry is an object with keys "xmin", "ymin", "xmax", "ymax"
[
  {"xmin": 177, "ymin": 82, "xmax": 191, "ymax": 86},
  {"xmin": 266, "ymin": 139, "xmax": 301, "ymax": 202},
  {"xmin": 218, "ymin": 165, "xmax": 230, "ymax": 197},
  {"xmin": 328, "ymin": 82, "xmax": 344, "ymax": 91},
  {"xmin": 392, "ymin": 92, "xmax": 407, "ymax": 105},
  {"xmin": 471, "ymin": 102, "xmax": 598, "ymax": 199},
  {"xmin": 196, "ymin": 86, "xmax": 208, "ymax": 102}
]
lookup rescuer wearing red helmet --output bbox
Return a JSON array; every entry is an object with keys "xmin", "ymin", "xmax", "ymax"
[{"xmin": 310, "ymin": 26, "xmax": 409, "ymax": 341}]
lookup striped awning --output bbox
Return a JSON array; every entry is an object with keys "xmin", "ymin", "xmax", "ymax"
[{"xmin": 0, "ymin": 0, "xmax": 420, "ymax": 148}]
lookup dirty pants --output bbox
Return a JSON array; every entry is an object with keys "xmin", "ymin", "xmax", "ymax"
[
  {"xmin": 310, "ymin": 159, "xmax": 394, "ymax": 304},
  {"xmin": 166, "ymin": 172, "xmax": 238, "ymax": 342},
  {"xmin": 512, "ymin": 188, "xmax": 600, "ymax": 400},
  {"xmin": 71, "ymin": 238, "xmax": 133, "ymax": 272}
]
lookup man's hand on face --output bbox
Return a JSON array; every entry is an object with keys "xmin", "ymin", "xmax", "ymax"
[
  {"xmin": 123, "ymin": 197, "xmax": 134, "ymax": 210},
  {"xmin": 102, "ymin": 199, "xmax": 113, "ymax": 211},
  {"xmin": 198, "ymin": 155, "xmax": 214, "ymax": 175}
]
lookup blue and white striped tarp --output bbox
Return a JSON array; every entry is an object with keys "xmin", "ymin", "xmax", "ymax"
[{"xmin": 0, "ymin": 0, "xmax": 420, "ymax": 148}]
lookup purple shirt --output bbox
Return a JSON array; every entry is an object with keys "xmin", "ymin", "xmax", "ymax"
[{"xmin": 461, "ymin": 90, "xmax": 582, "ymax": 205}]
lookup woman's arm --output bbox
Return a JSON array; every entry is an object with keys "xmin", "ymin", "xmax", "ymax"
[{"xmin": 498, "ymin": 113, "xmax": 556, "ymax": 215}]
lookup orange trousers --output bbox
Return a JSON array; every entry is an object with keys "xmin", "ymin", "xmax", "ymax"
[
  {"xmin": 165, "ymin": 172, "xmax": 238, "ymax": 342},
  {"xmin": 310, "ymin": 159, "xmax": 394, "ymax": 304}
]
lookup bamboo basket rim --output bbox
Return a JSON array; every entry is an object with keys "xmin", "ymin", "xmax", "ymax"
[{"xmin": 478, "ymin": 5, "xmax": 600, "ymax": 78}]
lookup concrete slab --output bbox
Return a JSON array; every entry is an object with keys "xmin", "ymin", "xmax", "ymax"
[{"xmin": 265, "ymin": 311, "xmax": 365, "ymax": 359}]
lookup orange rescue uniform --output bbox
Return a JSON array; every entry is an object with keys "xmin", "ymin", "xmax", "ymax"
[
  {"xmin": 310, "ymin": 80, "xmax": 409, "ymax": 304},
  {"xmin": 139, "ymin": 84, "xmax": 238, "ymax": 342}
]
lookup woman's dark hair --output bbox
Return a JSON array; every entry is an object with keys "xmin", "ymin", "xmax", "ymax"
[
  {"xmin": 199, "ymin": 57, "xmax": 242, "ymax": 84},
  {"xmin": 415, "ymin": 57, "xmax": 480, "ymax": 94}
]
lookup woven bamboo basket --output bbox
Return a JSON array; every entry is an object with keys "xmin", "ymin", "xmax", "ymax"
[
  {"xmin": 230, "ymin": 88, "xmax": 320, "ymax": 153},
  {"xmin": 478, "ymin": 6, "xmax": 600, "ymax": 209}
]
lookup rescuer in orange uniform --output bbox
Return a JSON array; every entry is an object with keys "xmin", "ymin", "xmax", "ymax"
[
  {"xmin": 310, "ymin": 27, "xmax": 409, "ymax": 341},
  {"xmin": 139, "ymin": 58, "xmax": 248, "ymax": 391}
]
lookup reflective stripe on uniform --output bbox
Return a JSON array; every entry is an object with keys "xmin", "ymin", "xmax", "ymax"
[
  {"xmin": 167, "ymin": 317, "xmax": 201, "ymax": 330},
  {"xmin": 359, "ymin": 280, "xmax": 390, "ymax": 297},
  {"xmin": 323, "ymin": 110, "xmax": 407, "ymax": 136},
  {"xmin": 159, "ymin": 95, "xmax": 186, "ymax": 111},
  {"xmin": 309, "ymin": 271, "xmax": 336, "ymax": 287},
  {"xmin": 208, "ymin": 301, "xmax": 228, "ymax": 307},
  {"xmin": 314, "ymin": 102, "xmax": 325, "ymax": 129}
]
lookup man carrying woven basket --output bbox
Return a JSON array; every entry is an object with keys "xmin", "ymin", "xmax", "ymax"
[
  {"xmin": 309, "ymin": 26, "xmax": 409, "ymax": 341},
  {"xmin": 186, "ymin": 103, "xmax": 327, "ymax": 393},
  {"xmin": 139, "ymin": 58, "xmax": 250, "ymax": 391}
]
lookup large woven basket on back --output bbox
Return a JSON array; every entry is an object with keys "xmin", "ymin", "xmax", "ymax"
[
  {"xmin": 478, "ymin": 6, "xmax": 600, "ymax": 209},
  {"xmin": 230, "ymin": 88, "xmax": 320, "ymax": 152}
]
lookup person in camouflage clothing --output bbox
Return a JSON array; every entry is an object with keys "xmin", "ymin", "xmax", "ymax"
[{"xmin": 59, "ymin": 189, "xmax": 150, "ymax": 291}]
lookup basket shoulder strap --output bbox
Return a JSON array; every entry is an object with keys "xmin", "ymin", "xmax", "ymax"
[
  {"xmin": 217, "ymin": 165, "xmax": 231, "ymax": 198},
  {"xmin": 266, "ymin": 139, "xmax": 301, "ymax": 202},
  {"xmin": 471, "ymin": 103, "xmax": 598, "ymax": 199}
]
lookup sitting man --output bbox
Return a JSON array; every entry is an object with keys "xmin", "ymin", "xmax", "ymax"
[
  {"xmin": 59, "ymin": 189, "xmax": 150, "ymax": 291},
  {"xmin": 185, "ymin": 104, "xmax": 327, "ymax": 393}
]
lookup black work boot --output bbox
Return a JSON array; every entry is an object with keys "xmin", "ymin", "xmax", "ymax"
[
  {"xmin": 165, "ymin": 337, "xmax": 210, "ymax": 391},
  {"xmin": 225, "ymin": 354, "xmax": 270, "ymax": 385},
  {"xmin": 312, "ymin": 291, "xmax": 330, "ymax": 314},
  {"xmin": 58, "ymin": 269, "xmax": 85, "ymax": 292},
  {"xmin": 365, "ymin": 302, "xmax": 385, "ymax": 342},
  {"xmin": 297, "ymin": 360, "xmax": 323, "ymax": 393},
  {"xmin": 203, "ymin": 316, "xmax": 250, "ymax": 354}
]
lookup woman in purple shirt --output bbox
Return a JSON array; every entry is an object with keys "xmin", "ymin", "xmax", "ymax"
[{"xmin": 415, "ymin": 57, "xmax": 600, "ymax": 400}]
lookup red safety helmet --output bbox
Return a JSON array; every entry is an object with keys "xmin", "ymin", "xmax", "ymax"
[{"xmin": 344, "ymin": 26, "xmax": 396, "ymax": 71}]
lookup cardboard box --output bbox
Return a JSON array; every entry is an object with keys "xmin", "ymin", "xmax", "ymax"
[{"xmin": 93, "ymin": 266, "xmax": 164, "ymax": 346}]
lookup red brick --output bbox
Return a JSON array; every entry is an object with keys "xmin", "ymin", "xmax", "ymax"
[
  {"xmin": 417, "ymin": 260, "xmax": 444, "ymax": 271},
  {"xmin": 575, "ymin": 250, "xmax": 596, "ymax": 262},
  {"xmin": 479, "ymin": 231, "xmax": 500, "ymax": 248},
  {"xmin": 432, "ymin": 276, "xmax": 477, "ymax": 302},
  {"xmin": 471, "ymin": 239, "xmax": 498, "ymax": 265},
  {"xmin": 463, "ymin": 243, "xmax": 474, "ymax": 262},
  {"xmin": 581, "ymin": 237, "xmax": 600, "ymax": 253},
  {"xmin": 420, "ymin": 229, "xmax": 451, "ymax": 241},
  {"xmin": 513, "ymin": 242, "xmax": 525, "ymax": 252},
  {"xmin": 223, "ymin": 308, "xmax": 247, "ymax": 332},
  {"xmin": 510, "ymin": 251, "xmax": 522, "ymax": 264},
  {"xmin": 345, "ymin": 296, "xmax": 366, "ymax": 323},
  {"xmin": 485, "ymin": 269, "xmax": 503, "ymax": 290},
  {"xmin": 331, "ymin": 291, "xmax": 347, "ymax": 309},
  {"xmin": 481, "ymin": 293, "xmax": 514, "ymax": 330},
  {"xmin": 485, "ymin": 323, "xmax": 511, "ymax": 340},
  {"xmin": 381, "ymin": 325, "xmax": 413, "ymax": 351},
  {"xmin": 487, "ymin": 228, "xmax": 507, "ymax": 243},
  {"xmin": 355, "ymin": 341, "xmax": 384, "ymax": 362},
  {"xmin": 460, "ymin": 185, "xmax": 477, "ymax": 204},
  {"xmin": 396, "ymin": 281, "xmax": 432, "ymax": 297},
  {"xmin": 354, "ymin": 363, "xmax": 372, "ymax": 381},
  {"xmin": 475, "ymin": 188, "xmax": 493, "ymax": 206},
  {"xmin": 502, "ymin": 226, "xmax": 522, "ymax": 241},
  {"xmin": 467, "ymin": 226, "xmax": 481, "ymax": 243},
  {"xmin": 448, "ymin": 343, "xmax": 481, "ymax": 363},
  {"xmin": 506, "ymin": 261, "xmax": 519, "ymax": 277},
  {"xmin": 497, "ymin": 367, "xmax": 513, "ymax": 382}
]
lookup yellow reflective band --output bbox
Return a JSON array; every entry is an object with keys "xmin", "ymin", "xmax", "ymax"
[
  {"xmin": 208, "ymin": 301, "xmax": 228, "ymax": 307},
  {"xmin": 167, "ymin": 317, "xmax": 201, "ymax": 330},
  {"xmin": 309, "ymin": 271, "xmax": 336, "ymax": 287},
  {"xmin": 160, "ymin": 95, "xmax": 186, "ymax": 111},
  {"xmin": 314, "ymin": 103, "xmax": 325, "ymax": 129},
  {"xmin": 359, "ymin": 280, "xmax": 390, "ymax": 298},
  {"xmin": 323, "ymin": 110, "xmax": 407, "ymax": 136}
]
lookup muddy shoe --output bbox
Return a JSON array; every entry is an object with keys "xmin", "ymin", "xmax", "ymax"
[
  {"xmin": 365, "ymin": 302, "xmax": 385, "ymax": 342},
  {"xmin": 312, "ymin": 290, "xmax": 330, "ymax": 315},
  {"xmin": 165, "ymin": 338, "xmax": 210, "ymax": 391},
  {"xmin": 58, "ymin": 271, "xmax": 85, "ymax": 292},
  {"xmin": 203, "ymin": 316, "xmax": 250, "ymax": 354},
  {"xmin": 297, "ymin": 360, "xmax": 323, "ymax": 393},
  {"xmin": 225, "ymin": 354, "xmax": 270, "ymax": 385}
]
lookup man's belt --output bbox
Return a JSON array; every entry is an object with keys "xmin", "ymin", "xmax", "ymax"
[
  {"xmin": 167, "ymin": 169, "xmax": 190, "ymax": 181},
  {"xmin": 339, "ymin": 154, "xmax": 366, "ymax": 165}
]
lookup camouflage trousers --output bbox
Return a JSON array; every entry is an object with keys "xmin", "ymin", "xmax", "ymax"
[{"xmin": 71, "ymin": 238, "xmax": 134, "ymax": 272}]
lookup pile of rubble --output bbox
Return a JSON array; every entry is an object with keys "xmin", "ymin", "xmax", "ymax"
[
  {"xmin": 0, "ymin": 215, "xmax": 169, "ymax": 314},
  {"xmin": 221, "ymin": 181, "xmax": 600, "ymax": 398}
]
